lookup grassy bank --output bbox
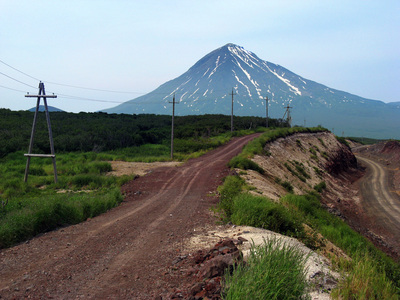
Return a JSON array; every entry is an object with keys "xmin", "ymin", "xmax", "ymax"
[
  {"xmin": 218, "ymin": 127, "xmax": 400, "ymax": 299},
  {"xmin": 218, "ymin": 175, "xmax": 399, "ymax": 298}
]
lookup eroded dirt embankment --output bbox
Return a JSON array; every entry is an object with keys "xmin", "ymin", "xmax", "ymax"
[
  {"xmin": 240, "ymin": 132, "xmax": 398, "ymax": 259},
  {"xmin": 243, "ymin": 132, "xmax": 362, "ymax": 218}
]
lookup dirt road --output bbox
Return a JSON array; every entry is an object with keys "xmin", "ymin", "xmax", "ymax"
[
  {"xmin": 0, "ymin": 133, "xmax": 260, "ymax": 299},
  {"xmin": 356, "ymin": 155, "xmax": 400, "ymax": 251}
]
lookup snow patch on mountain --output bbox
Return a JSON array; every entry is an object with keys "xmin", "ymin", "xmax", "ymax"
[{"xmin": 264, "ymin": 64, "xmax": 302, "ymax": 96}]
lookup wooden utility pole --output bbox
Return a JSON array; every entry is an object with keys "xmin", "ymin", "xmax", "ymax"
[
  {"xmin": 282, "ymin": 104, "xmax": 292, "ymax": 127},
  {"xmin": 229, "ymin": 88, "xmax": 236, "ymax": 132},
  {"xmin": 169, "ymin": 94, "xmax": 178, "ymax": 159},
  {"xmin": 263, "ymin": 95, "xmax": 269, "ymax": 128},
  {"xmin": 24, "ymin": 82, "xmax": 58, "ymax": 183}
]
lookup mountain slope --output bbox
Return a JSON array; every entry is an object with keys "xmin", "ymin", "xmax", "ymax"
[
  {"xmin": 28, "ymin": 105, "xmax": 64, "ymax": 112},
  {"xmin": 103, "ymin": 43, "xmax": 400, "ymax": 139}
]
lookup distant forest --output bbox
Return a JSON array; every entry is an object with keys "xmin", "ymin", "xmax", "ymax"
[{"xmin": 0, "ymin": 109, "xmax": 289, "ymax": 158}]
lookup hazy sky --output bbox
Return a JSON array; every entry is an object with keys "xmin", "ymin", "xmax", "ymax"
[{"xmin": 1, "ymin": 0, "xmax": 399, "ymax": 113}]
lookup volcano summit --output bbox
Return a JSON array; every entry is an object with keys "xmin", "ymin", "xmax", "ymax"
[{"xmin": 103, "ymin": 43, "xmax": 400, "ymax": 139}]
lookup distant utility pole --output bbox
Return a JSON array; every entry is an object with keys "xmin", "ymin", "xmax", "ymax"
[
  {"xmin": 229, "ymin": 88, "xmax": 236, "ymax": 132},
  {"xmin": 169, "ymin": 94, "xmax": 178, "ymax": 159},
  {"xmin": 263, "ymin": 95, "xmax": 269, "ymax": 128},
  {"xmin": 282, "ymin": 104, "xmax": 292, "ymax": 127},
  {"xmin": 24, "ymin": 82, "xmax": 58, "ymax": 183}
]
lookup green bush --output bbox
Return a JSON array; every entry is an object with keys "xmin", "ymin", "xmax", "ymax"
[
  {"xmin": 222, "ymin": 237, "xmax": 309, "ymax": 299},
  {"xmin": 228, "ymin": 156, "xmax": 264, "ymax": 174},
  {"xmin": 281, "ymin": 181, "xmax": 294, "ymax": 193},
  {"xmin": 314, "ymin": 181, "xmax": 326, "ymax": 193}
]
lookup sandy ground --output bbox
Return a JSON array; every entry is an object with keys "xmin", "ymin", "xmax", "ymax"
[{"xmin": 108, "ymin": 161, "xmax": 181, "ymax": 177}]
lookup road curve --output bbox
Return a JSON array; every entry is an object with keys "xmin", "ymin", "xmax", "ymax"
[
  {"xmin": 0, "ymin": 133, "xmax": 261, "ymax": 299},
  {"xmin": 356, "ymin": 155, "xmax": 400, "ymax": 244}
]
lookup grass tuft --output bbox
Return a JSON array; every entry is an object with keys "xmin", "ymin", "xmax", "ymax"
[{"xmin": 222, "ymin": 237, "xmax": 310, "ymax": 299}]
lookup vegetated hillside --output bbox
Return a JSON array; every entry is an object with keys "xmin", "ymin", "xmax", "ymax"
[
  {"xmin": 0, "ymin": 108, "xmax": 287, "ymax": 158},
  {"xmin": 239, "ymin": 131, "xmax": 394, "ymax": 255}
]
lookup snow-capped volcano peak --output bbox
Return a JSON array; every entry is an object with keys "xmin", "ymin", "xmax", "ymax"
[{"xmin": 103, "ymin": 43, "xmax": 400, "ymax": 139}]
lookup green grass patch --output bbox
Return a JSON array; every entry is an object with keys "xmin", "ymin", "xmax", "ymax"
[
  {"xmin": 222, "ymin": 237, "xmax": 310, "ymax": 299},
  {"xmin": 332, "ymin": 253, "xmax": 398, "ymax": 299},
  {"xmin": 218, "ymin": 175, "xmax": 245, "ymax": 219},
  {"xmin": 335, "ymin": 136, "xmax": 350, "ymax": 148},
  {"xmin": 230, "ymin": 193, "xmax": 303, "ymax": 237},
  {"xmin": 0, "ymin": 189, "xmax": 122, "ymax": 248}
]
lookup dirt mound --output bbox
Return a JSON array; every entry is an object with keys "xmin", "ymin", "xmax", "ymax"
[
  {"xmin": 380, "ymin": 141, "xmax": 400, "ymax": 161},
  {"xmin": 355, "ymin": 140, "xmax": 400, "ymax": 165}
]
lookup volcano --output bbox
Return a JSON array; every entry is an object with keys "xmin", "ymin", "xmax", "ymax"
[{"xmin": 103, "ymin": 43, "xmax": 400, "ymax": 139}]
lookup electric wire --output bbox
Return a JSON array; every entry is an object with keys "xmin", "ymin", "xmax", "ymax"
[
  {"xmin": 0, "ymin": 71, "xmax": 37, "ymax": 89},
  {"xmin": 0, "ymin": 59, "xmax": 238, "ymax": 106},
  {"xmin": 0, "ymin": 59, "xmax": 41, "ymax": 82},
  {"xmin": 45, "ymin": 81, "xmax": 146, "ymax": 94},
  {"xmin": 0, "ymin": 84, "xmax": 29, "ymax": 93}
]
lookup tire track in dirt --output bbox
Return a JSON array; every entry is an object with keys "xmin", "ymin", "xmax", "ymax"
[{"xmin": 0, "ymin": 133, "xmax": 260, "ymax": 299}]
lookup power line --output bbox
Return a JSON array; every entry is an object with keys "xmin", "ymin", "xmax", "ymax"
[
  {"xmin": 45, "ymin": 81, "xmax": 146, "ymax": 94},
  {"xmin": 56, "ymin": 94, "xmax": 126, "ymax": 104},
  {"xmin": 0, "ymin": 71, "xmax": 37, "ymax": 89},
  {"xmin": 0, "ymin": 59, "xmax": 41, "ymax": 81},
  {"xmin": 0, "ymin": 58, "xmax": 147, "ymax": 94},
  {"xmin": 0, "ymin": 84, "xmax": 29, "ymax": 93}
]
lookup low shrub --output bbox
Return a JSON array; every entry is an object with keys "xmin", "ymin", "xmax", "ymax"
[
  {"xmin": 314, "ymin": 181, "xmax": 327, "ymax": 193},
  {"xmin": 222, "ymin": 237, "xmax": 309, "ymax": 299},
  {"xmin": 281, "ymin": 180, "xmax": 294, "ymax": 193},
  {"xmin": 228, "ymin": 156, "xmax": 264, "ymax": 174}
]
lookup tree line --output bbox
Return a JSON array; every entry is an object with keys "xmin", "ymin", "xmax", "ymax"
[{"xmin": 0, "ymin": 109, "xmax": 288, "ymax": 157}]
